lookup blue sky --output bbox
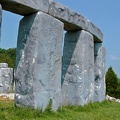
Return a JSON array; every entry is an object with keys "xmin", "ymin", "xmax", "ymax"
[{"xmin": 0, "ymin": 0, "xmax": 120, "ymax": 78}]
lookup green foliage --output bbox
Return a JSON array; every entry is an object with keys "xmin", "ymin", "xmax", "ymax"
[
  {"xmin": 105, "ymin": 67, "xmax": 119, "ymax": 98},
  {"xmin": 0, "ymin": 100, "xmax": 120, "ymax": 120},
  {"xmin": 0, "ymin": 48, "xmax": 16, "ymax": 68},
  {"xmin": 0, "ymin": 53, "xmax": 14, "ymax": 68},
  {"xmin": 116, "ymin": 81, "xmax": 120, "ymax": 99}
]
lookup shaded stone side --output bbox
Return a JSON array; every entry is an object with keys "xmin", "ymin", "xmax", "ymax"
[
  {"xmin": 0, "ymin": 63, "xmax": 13, "ymax": 93},
  {"xmin": 15, "ymin": 11, "xmax": 63, "ymax": 111},
  {"xmin": 49, "ymin": 1, "xmax": 103, "ymax": 42},
  {"xmin": 62, "ymin": 30, "xmax": 94, "ymax": 106},
  {"xmin": 0, "ymin": 0, "xmax": 49, "ymax": 15},
  {"xmin": 94, "ymin": 43, "xmax": 106, "ymax": 102}
]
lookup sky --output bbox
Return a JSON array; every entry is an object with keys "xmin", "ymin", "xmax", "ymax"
[{"xmin": 0, "ymin": 0, "xmax": 120, "ymax": 78}]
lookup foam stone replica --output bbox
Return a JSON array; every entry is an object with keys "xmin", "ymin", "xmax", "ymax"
[
  {"xmin": 94, "ymin": 43, "xmax": 106, "ymax": 102},
  {"xmin": 0, "ymin": 63, "xmax": 13, "ymax": 93},
  {"xmin": 15, "ymin": 12, "xmax": 63, "ymax": 111},
  {"xmin": 0, "ymin": 0, "xmax": 106, "ymax": 111},
  {"xmin": 62, "ymin": 30, "xmax": 94, "ymax": 106}
]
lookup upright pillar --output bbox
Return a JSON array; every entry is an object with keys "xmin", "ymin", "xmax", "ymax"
[
  {"xmin": 15, "ymin": 11, "xmax": 63, "ymax": 111},
  {"xmin": 62, "ymin": 30, "xmax": 94, "ymax": 106},
  {"xmin": 0, "ymin": 63, "xmax": 13, "ymax": 93},
  {"xmin": 94, "ymin": 43, "xmax": 106, "ymax": 102}
]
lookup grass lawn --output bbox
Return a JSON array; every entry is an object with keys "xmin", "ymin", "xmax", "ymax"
[{"xmin": 0, "ymin": 99, "xmax": 120, "ymax": 120}]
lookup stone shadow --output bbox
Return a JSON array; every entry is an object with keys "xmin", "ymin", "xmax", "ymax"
[{"xmin": 61, "ymin": 31, "xmax": 81, "ymax": 85}]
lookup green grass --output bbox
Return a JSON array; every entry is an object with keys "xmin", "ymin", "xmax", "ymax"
[{"xmin": 0, "ymin": 100, "xmax": 120, "ymax": 120}]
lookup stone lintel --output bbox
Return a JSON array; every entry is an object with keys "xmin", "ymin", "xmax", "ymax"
[
  {"xmin": 0, "ymin": 0, "xmax": 49, "ymax": 15},
  {"xmin": 0, "ymin": 0, "xmax": 103, "ymax": 42},
  {"xmin": 49, "ymin": 1, "xmax": 103, "ymax": 42}
]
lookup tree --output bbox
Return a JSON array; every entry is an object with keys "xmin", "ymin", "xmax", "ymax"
[
  {"xmin": 105, "ymin": 67, "xmax": 118, "ymax": 97},
  {"xmin": 0, "ymin": 53, "xmax": 14, "ymax": 68},
  {"xmin": 116, "ymin": 81, "xmax": 120, "ymax": 99},
  {"xmin": 0, "ymin": 48, "xmax": 16, "ymax": 68},
  {"xmin": 6, "ymin": 48, "xmax": 16, "ymax": 67}
]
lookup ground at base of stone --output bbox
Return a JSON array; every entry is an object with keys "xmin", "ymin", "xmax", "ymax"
[
  {"xmin": 0, "ymin": 93, "xmax": 120, "ymax": 104},
  {"xmin": 0, "ymin": 93, "xmax": 14, "ymax": 101}
]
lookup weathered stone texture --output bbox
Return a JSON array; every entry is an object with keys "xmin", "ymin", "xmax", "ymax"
[
  {"xmin": 62, "ymin": 30, "xmax": 94, "ymax": 106},
  {"xmin": 49, "ymin": 1, "xmax": 103, "ymax": 42},
  {"xmin": 0, "ymin": 63, "xmax": 13, "ymax": 93},
  {"xmin": 0, "ymin": 63, "xmax": 8, "ymax": 68},
  {"xmin": 0, "ymin": 0, "xmax": 49, "ymax": 15},
  {"xmin": 15, "ymin": 11, "xmax": 63, "ymax": 111},
  {"xmin": 0, "ymin": 0, "xmax": 103, "ymax": 43},
  {"xmin": 94, "ymin": 43, "xmax": 106, "ymax": 102}
]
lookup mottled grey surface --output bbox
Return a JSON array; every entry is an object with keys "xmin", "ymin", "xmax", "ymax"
[
  {"xmin": 15, "ymin": 11, "xmax": 63, "ymax": 111},
  {"xmin": 0, "ymin": 63, "xmax": 8, "ymax": 68},
  {"xmin": 0, "ymin": 0, "xmax": 49, "ymax": 15},
  {"xmin": 0, "ymin": 64, "xmax": 13, "ymax": 93},
  {"xmin": 49, "ymin": 1, "xmax": 103, "ymax": 42},
  {"xmin": 62, "ymin": 30, "xmax": 94, "ymax": 106},
  {"xmin": 94, "ymin": 43, "xmax": 106, "ymax": 102}
]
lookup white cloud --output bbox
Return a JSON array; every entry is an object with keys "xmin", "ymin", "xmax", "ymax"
[{"xmin": 110, "ymin": 55, "xmax": 120, "ymax": 60}]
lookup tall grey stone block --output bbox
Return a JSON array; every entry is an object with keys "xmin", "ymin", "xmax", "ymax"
[
  {"xmin": 94, "ymin": 43, "xmax": 106, "ymax": 102},
  {"xmin": 49, "ymin": 1, "xmax": 103, "ymax": 42},
  {"xmin": 15, "ymin": 11, "xmax": 63, "ymax": 111},
  {"xmin": 62, "ymin": 30, "xmax": 94, "ymax": 106},
  {"xmin": 0, "ymin": 63, "xmax": 13, "ymax": 93}
]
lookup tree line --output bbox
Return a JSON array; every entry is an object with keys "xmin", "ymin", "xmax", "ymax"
[
  {"xmin": 0, "ymin": 48, "xmax": 16, "ymax": 68},
  {"xmin": 106, "ymin": 67, "xmax": 120, "ymax": 99},
  {"xmin": 0, "ymin": 48, "xmax": 120, "ymax": 98}
]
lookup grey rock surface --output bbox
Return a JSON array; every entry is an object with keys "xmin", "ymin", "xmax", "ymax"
[
  {"xmin": 0, "ymin": 66, "xmax": 13, "ymax": 93},
  {"xmin": 0, "ymin": 63, "xmax": 8, "ymax": 68},
  {"xmin": 62, "ymin": 30, "xmax": 94, "ymax": 106},
  {"xmin": 86, "ymin": 20, "xmax": 103, "ymax": 42},
  {"xmin": 94, "ymin": 43, "xmax": 106, "ymax": 102},
  {"xmin": 0, "ymin": 0, "xmax": 49, "ymax": 15},
  {"xmin": 49, "ymin": 1, "xmax": 103, "ymax": 42},
  {"xmin": 15, "ymin": 11, "xmax": 63, "ymax": 111},
  {"xmin": 106, "ymin": 95, "xmax": 120, "ymax": 103},
  {"xmin": 0, "ymin": 0, "xmax": 103, "ymax": 43}
]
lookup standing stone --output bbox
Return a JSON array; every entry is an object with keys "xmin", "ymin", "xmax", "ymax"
[
  {"xmin": 15, "ymin": 11, "xmax": 63, "ymax": 111},
  {"xmin": 62, "ymin": 30, "xmax": 94, "ymax": 106},
  {"xmin": 0, "ymin": 63, "xmax": 13, "ymax": 93},
  {"xmin": 94, "ymin": 43, "xmax": 106, "ymax": 102}
]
